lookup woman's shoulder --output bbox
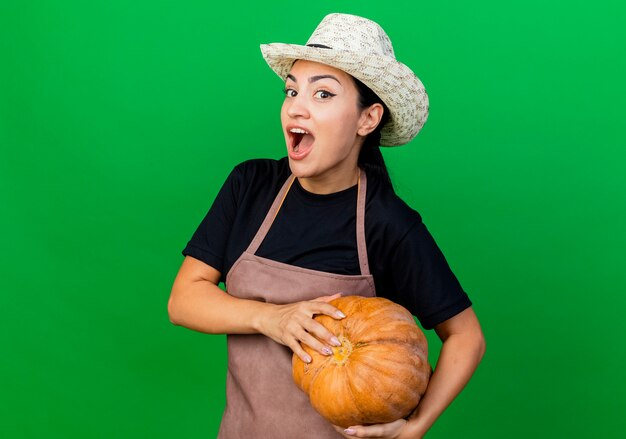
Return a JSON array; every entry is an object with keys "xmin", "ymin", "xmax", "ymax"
[
  {"xmin": 223, "ymin": 157, "xmax": 290, "ymax": 192},
  {"xmin": 231, "ymin": 156, "xmax": 288, "ymax": 175},
  {"xmin": 231, "ymin": 157, "xmax": 290, "ymax": 183},
  {"xmin": 366, "ymin": 175, "xmax": 424, "ymax": 241},
  {"xmin": 229, "ymin": 157, "xmax": 290, "ymax": 194}
]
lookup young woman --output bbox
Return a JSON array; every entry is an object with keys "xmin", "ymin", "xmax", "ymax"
[{"xmin": 169, "ymin": 13, "xmax": 485, "ymax": 439}]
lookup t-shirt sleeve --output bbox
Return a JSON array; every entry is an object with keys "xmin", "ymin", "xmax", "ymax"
[
  {"xmin": 387, "ymin": 220, "xmax": 472, "ymax": 330},
  {"xmin": 181, "ymin": 164, "xmax": 244, "ymax": 275}
]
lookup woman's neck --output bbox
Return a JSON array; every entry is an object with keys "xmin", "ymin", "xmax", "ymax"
[{"xmin": 297, "ymin": 165, "xmax": 360, "ymax": 195}]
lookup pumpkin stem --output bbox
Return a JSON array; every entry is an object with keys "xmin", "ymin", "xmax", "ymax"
[{"xmin": 331, "ymin": 336, "xmax": 353, "ymax": 365}]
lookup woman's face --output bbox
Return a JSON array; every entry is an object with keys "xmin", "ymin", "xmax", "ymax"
[{"xmin": 281, "ymin": 60, "xmax": 375, "ymax": 193}]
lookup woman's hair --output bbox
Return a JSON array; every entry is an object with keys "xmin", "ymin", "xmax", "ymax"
[{"xmin": 352, "ymin": 76, "xmax": 394, "ymax": 191}]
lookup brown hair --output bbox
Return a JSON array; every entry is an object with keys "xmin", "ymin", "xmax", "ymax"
[{"xmin": 352, "ymin": 76, "xmax": 393, "ymax": 191}]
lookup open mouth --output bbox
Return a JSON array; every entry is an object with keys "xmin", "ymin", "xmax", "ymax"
[{"xmin": 288, "ymin": 127, "xmax": 315, "ymax": 154}]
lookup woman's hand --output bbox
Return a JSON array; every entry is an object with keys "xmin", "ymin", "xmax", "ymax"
[
  {"xmin": 258, "ymin": 293, "xmax": 345, "ymax": 362},
  {"xmin": 332, "ymin": 419, "xmax": 417, "ymax": 439}
]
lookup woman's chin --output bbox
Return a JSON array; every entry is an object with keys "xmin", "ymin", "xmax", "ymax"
[
  {"xmin": 287, "ymin": 160, "xmax": 314, "ymax": 178},
  {"xmin": 289, "ymin": 160, "xmax": 314, "ymax": 178}
]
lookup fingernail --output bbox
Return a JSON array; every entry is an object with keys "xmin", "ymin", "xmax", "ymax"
[
  {"xmin": 336, "ymin": 311, "xmax": 346, "ymax": 318},
  {"xmin": 330, "ymin": 336, "xmax": 341, "ymax": 346},
  {"xmin": 322, "ymin": 347, "xmax": 332, "ymax": 355},
  {"xmin": 303, "ymin": 354, "xmax": 312, "ymax": 363},
  {"xmin": 344, "ymin": 428, "xmax": 356, "ymax": 435}
]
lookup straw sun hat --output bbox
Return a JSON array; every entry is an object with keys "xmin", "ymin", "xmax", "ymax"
[{"xmin": 260, "ymin": 13, "xmax": 429, "ymax": 146}]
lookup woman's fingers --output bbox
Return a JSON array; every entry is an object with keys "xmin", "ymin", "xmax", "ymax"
[
  {"xmin": 261, "ymin": 296, "xmax": 350, "ymax": 359},
  {"xmin": 286, "ymin": 338, "xmax": 312, "ymax": 363},
  {"xmin": 314, "ymin": 292, "xmax": 342, "ymax": 303},
  {"xmin": 296, "ymin": 328, "xmax": 334, "ymax": 356},
  {"xmin": 309, "ymin": 300, "xmax": 346, "ymax": 320},
  {"xmin": 333, "ymin": 419, "xmax": 408, "ymax": 438},
  {"xmin": 303, "ymin": 318, "xmax": 342, "ymax": 348},
  {"xmin": 302, "ymin": 300, "xmax": 345, "ymax": 348}
]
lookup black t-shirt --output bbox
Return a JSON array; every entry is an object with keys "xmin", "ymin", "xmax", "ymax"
[{"xmin": 182, "ymin": 157, "xmax": 472, "ymax": 329}]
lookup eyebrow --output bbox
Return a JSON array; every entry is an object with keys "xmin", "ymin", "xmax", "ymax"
[{"xmin": 286, "ymin": 74, "xmax": 342, "ymax": 85}]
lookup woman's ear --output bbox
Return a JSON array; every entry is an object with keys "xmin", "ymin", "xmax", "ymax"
[{"xmin": 357, "ymin": 103, "xmax": 385, "ymax": 137}]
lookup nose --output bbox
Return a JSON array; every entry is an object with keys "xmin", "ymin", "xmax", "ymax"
[{"xmin": 285, "ymin": 92, "xmax": 310, "ymax": 119}]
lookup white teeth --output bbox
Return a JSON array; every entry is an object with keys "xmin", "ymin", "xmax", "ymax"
[{"xmin": 289, "ymin": 128, "xmax": 309, "ymax": 134}]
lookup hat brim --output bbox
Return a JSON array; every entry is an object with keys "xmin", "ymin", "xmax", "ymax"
[{"xmin": 260, "ymin": 43, "xmax": 429, "ymax": 146}]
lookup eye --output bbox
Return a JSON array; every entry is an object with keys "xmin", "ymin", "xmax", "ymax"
[
  {"xmin": 314, "ymin": 90, "xmax": 336, "ymax": 99},
  {"xmin": 283, "ymin": 87, "xmax": 297, "ymax": 97}
]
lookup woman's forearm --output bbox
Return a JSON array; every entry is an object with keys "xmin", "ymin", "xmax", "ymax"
[
  {"xmin": 167, "ymin": 277, "xmax": 343, "ymax": 364},
  {"xmin": 405, "ymin": 331, "xmax": 486, "ymax": 438},
  {"xmin": 168, "ymin": 279, "xmax": 271, "ymax": 334}
]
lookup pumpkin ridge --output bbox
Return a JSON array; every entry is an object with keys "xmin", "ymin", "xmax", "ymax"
[
  {"xmin": 295, "ymin": 349, "xmax": 334, "ymax": 394},
  {"xmin": 345, "ymin": 364, "xmax": 369, "ymax": 423},
  {"xmin": 350, "ymin": 351, "xmax": 405, "ymax": 379},
  {"xmin": 354, "ymin": 347, "xmax": 427, "ymax": 372},
  {"xmin": 346, "ymin": 363, "xmax": 402, "ymax": 424},
  {"xmin": 303, "ymin": 354, "xmax": 333, "ymax": 391},
  {"xmin": 351, "ymin": 321, "xmax": 421, "ymax": 342},
  {"xmin": 352, "ymin": 340, "xmax": 428, "ymax": 362},
  {"xmin": 359, "ymin": 337, "xmax": 425, "ymax": 346},
  {"xmin": 310, "ymin": 367, "xmax": 354, "ymax": 427},
  {"xmin": 347, "ymin": 357, "xmax": 421, "ymax": 419}
]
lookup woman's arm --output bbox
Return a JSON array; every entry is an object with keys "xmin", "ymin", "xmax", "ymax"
[
  {"xmin": 168, "ymin": 256, "xmax": 345, "ymax": 361},
  {"xmin": 404, "ymin": 306, "xmax": 486, "ymax": 437},
  {"xmin": 336, "ymin": 306, "xmax": 485, "ymax": 438}
]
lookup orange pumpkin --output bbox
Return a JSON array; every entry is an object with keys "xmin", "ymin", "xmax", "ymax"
[{"xmin": 292, "ymin": 295, "xmax": 431, "ymax": 428}]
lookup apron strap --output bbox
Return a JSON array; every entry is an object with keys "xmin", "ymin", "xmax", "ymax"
[
  {"xmin": 356, "ymin": 169, "xmax": 371, "ymax": 276},
  {"xmin": 246, "ymin": 174, "xmax": 296, "ymax": 254},
  {"xmin": 246, "ymin": 174, "xmax": 297, "ymax": 255},
  {"xmin": 246, "ymin": 169, "xmax": 371, "ymax": 276}
]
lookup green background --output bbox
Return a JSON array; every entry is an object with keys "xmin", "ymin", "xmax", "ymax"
[{"xmin": 1, "ymin": 0, "xmax": 625, "ymax": 437}]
